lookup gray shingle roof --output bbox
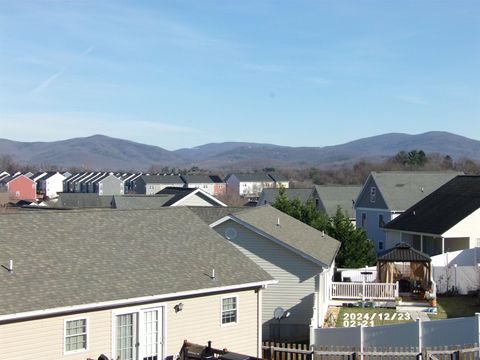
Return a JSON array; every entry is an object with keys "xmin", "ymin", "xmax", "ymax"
[
  {"xmin": 140, "ymin": 175, "xmax": 185, "ymax": 184},
  {"xmin": 370, "ymin": 171, "xmax": 462, "ymax": 210},
  {"xmin": 181, "ymin": 175, "xmax": 215, "ymax": 184},
  {"xmin": 189, "ymin": 206, "xmax": 249, "ymax": 225},
  {"xmin": 112, "ymin": 195, "xmax": 174, "ymax": 209},
  {"xmin": 314, "ymin": 185, "xmax": 361, "ymax": 218},
  {"xmin": 229, "ymin": 173, "xmax": 274, "ymax": 182},
  {"xmin": 0, "ymin": 208, "xmax": 273, "ymax": 316},
  {"xmin": 56, "ymin": 193, "xmax": 113, "ymax": 208},
  {"xmin": 258, "ymin": 188, "xmax": 315, "ymax": 205},
  {"xmin": 231, "ymin": 205, "xmax": 340, "ymax": 267},
  {"xmin": 385, "ymin": 175, "xmax": 480, "ymax": 235}
]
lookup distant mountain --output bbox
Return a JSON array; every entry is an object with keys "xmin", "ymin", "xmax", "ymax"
[
  {"xmin": 1, "ymin": 131, "xmax": 479, "ymax": 171},
  {"xmin": 0, "ymin": 134, "xmax": 183, "ymax": 170}
]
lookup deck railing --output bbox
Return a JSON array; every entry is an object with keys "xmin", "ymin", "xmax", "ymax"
[{"xmin": 330, "ymin": 281, "xmax": 399, "ymax": 300}]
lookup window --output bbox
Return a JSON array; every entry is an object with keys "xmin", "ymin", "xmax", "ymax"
[
  {"xmin": 221, "ymin": 297, "xmax": 237, "ymax": 325},
  {"xmin": 370, "ymin": 187, "xmax": 376, "ymax": 203},
  {"xmin": 379, "ymin": 241, "xmax": 384, "ymax": 250},
  {"xmin": 65, "ymin": 318, "xmax": 88, "ymax": 354},
  {"xmin": 361, "ymin": 213, "xmax": 367, "ymax": 228},
  {"xmin": 378, "ymin": 214, "xmax": 385, "ymax": 227}
]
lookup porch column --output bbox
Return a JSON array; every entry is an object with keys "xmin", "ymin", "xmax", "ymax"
[
  {"xmin": 441, "ymin": 237, "xmax": 445, "ymax": 254},
  {"xmin": 420, "ymin": 235, "xmax": 424, "ymax": 252}
]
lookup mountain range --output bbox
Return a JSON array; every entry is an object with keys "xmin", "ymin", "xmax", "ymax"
[{"xmin": 1, "ymin": 131, "xmax": 479, "ymax": 171}]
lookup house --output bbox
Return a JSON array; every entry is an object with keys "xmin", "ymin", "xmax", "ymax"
[
  {"xmin": 37, "ymin": 172, "xmax": 66, "ymax": 199},
  {"xmin": 257, "ymin": 185, "xmax": 360, "ymax": 222},
  {"xmin": 3, "ymin": 174, "xmax": 36, "ymax": 201},
  {"xmin": 0, "ymin": 208, "xmax": 274, "ymax": 359},
  {"xmin": 225, "ymin": 173, "xmax": 276, "ymax": 199},
  {"xmin": 268, "ymin": 173, "xmax": 290, "ymax": 189},
  {"xmin": 133, "ymin": 175, "xmax": 185, "ymax": 195},
  {"xmin": 384, "ymin": 175, "xmax": 480, "ymax": 256},
  {"xmin": 94, "ymin": 173, "xmax": 124, "ymax": 196},
  {"xmin": 156, "ymin": 187, "xmax": 227, "ymax": 207},
  {"xmin": 181, "ymin": 174, "xmax": 216, "ymax": 195},
  {"xmin": 355, "ymin": 171, "xmax": 462, "ymax": 253},
  {"xmin": 211, "ymin": 175, "xmax": 227, "ymax": 197},
  {"xmin": 190, "ymin": 205, "xmax": 341, "ymax": 341}
]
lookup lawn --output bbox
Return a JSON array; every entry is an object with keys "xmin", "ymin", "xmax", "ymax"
[
  {"xmin": 428, "ymin": 295, "xmax": 480, "ymax": 320},
  {"xmin": 336, "ymin": 307, "xmax": 413, "ymax": 327}
]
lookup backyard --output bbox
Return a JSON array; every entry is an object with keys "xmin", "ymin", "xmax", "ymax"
[{"xmin": 428, "ymin": 295, "xmax": 480, "ymax": 320}]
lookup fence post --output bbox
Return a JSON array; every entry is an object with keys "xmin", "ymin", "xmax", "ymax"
[
  {"xmin": 395, "ymin": 281, "xmax": 399, "ymax": 298},
  {"xmin": 360, "ymin": 325, "xmax": 364, "ymax": 360},
  {"xmin": 417, "ymin": 317, "xmax": 423, "ymax": 359},
  {"xmin": 476, "ymin": 313, "xmax": 480, "ymax": 349}
]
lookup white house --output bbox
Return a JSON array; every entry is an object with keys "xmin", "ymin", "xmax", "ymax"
[
  {"xmin": 37, "ymin": 172, "xmax": 67, "ymax": 199},
  {"xmin": 384, "ymin": 175, "xmax": 480, "ymax": 256},
  {"xmin": 225, "ymin": 173, "xmax": 277, "ymax": 199}
]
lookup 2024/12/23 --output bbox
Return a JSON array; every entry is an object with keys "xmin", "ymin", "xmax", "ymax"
[{"xmin": 342, "ymin": 311, "xmax": 412, "ymax": 327}]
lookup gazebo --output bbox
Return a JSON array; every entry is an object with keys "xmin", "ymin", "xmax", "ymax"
[{"xmin": 377, "ymin": 242, "xmax": 433, "ymax": 296}]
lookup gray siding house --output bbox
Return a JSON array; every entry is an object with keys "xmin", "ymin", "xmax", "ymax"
[
  {"xmin": 355, "ymin": 171, "xmax": 462, "ymax": 253},
  {"xmin": 133, "ymin": 175, "xmax": 185, "ymax": 195}
]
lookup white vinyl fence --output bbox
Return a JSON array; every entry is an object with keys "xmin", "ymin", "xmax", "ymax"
[{"xmin": 313, "ymin": 314, "xmax": 480, "ymax": 349}]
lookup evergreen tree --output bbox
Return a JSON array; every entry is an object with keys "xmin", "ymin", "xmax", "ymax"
[{"xmin": 272, "ymin": 188, "xmax": 376, "ymax": 268}]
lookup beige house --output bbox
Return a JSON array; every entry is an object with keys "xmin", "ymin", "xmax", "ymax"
[
  {"xmin": 0, "ymin": 208, "xmax": 274, "ymax": 360},
  {"xmin": 191, "ymin": 205, "xmax": 340, "ymax": 342}
]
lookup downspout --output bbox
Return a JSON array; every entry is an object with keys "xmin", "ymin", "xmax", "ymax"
[{"xmin": 257, "ymin": 287, "xmax": 263, "ymax": 358}]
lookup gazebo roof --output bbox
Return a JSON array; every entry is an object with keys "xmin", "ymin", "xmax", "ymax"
[{"xmin": 377, "ymin": 242, "xmax": 431, "ymax": 262}]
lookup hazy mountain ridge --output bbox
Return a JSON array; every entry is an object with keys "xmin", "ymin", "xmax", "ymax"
[{"xmin": 1, "ymin": 131, "xmax": 479, "ymax": 171}]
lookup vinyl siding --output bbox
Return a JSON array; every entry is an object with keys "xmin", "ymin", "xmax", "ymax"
[
  {"xmin": 174, "ymin": 194, "xmax": 216, "ymax": 207},
  {"xmin": 0, "ymin": 289, "xmax": 259, "ymax": 359},
  {"xmin": 214, "ymin": 220, "xmax": 322, "ymax": 341}
]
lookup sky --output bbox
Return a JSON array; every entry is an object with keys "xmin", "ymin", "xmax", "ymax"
[{"xmin": 0, "ymin": 1, "xmax": 479, "ymax": 150}]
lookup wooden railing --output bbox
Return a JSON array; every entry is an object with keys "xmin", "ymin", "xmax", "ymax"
[{"xmin": 330, "ymin": 281, "xmax": 399, "ymax": 300}]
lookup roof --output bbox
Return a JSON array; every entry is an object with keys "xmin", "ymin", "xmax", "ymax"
[
  {"xmin": 189, "ymin": 206, "xmax": 248, "ymax": 224},
  {"xmin": 268, "ymin": 173, "xmax": 289, "ymax": 182},
  {"xmin": 314, "ymin": 185, "xmax": 361, "ymax": 218},
  {"xmin": 377, "ymin": 242, "xmax": 430, "ymax": 262},
  {"xmin": 157, "ymin": 187, "xmax": 225, "ymax": 206},
  {"xmin": 226, "ymin": 205, "xmax": 341, "ymax": 267},
  {"xmin": 228, "ymin": 173, "xmax": 274, "ymax": 182},
  {"xmin": 112, "ymin": 195, "xmax": 174, "ymax": 209},
  {"xmin": 56, "ymin": 193, "xmax": 113, "ymax": 208},
  {"xmin": 367, "ymin": 171, "xmax": 462, "ymax": 210},
  {"xmin": 140, "ymin": 175, "xmax": 185, "ymax": 184},
  {"xmin": 209, "ymin": 175, "xmax": 224, "ymax": 183},
  {"xmin": 385, "ymin": 175, "xmax": 480, "ymax": 235},
  {"xmin": 181, "ymin": 174, "xmax": 214, "ymax": 184},
  {"xmin": 0, "ymin": 208, "xmax": 273, "ymax": 317},
  {"xmin": 258, "ymin": 188, "xmax": 315, "ymax": 205}
]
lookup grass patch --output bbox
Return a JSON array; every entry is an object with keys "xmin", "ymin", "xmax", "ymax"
[
  {"xmin": 428, "ymin": 295, "xmax": 480, "ymax": 320},
  {"xmin": 336, "ymin": 307, "xmax": 413, "ymax": 327}
]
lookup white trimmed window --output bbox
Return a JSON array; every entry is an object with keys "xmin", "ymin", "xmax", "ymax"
[
  {"xmin": 65, "ymin": 318, "xmax": 88, "ymax": 354},
  {"xmin": 221, "ymin": 296, "xmax": 238, "ymax": 325}
]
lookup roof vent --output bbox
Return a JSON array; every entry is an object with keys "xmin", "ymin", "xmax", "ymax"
[
  {"xmin": 421, "ymin": 187, "xmax": 424, "ymax": 192},
  {"xmin": 277, "ymin": 217, "xmax": 280, "ymax": 226}
]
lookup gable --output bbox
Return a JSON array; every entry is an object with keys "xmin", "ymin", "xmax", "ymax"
[{"xmin": 355, "ymin": 176, "xmax": 389, "ymax": 210}]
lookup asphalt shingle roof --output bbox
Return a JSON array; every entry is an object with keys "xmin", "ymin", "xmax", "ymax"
[
  {"xmin": 140, "ymin": 175, "xmax": 185, "ymax": 184},
  {"xmin": 232, "ymin": 205, "xmax": 340, "ymax": 267},
  {"xmin": 56, "ymin": 193, "xmax": 113, "ymax": 208},
  {"xmin": 370, "ymin": 171, "xmax": 462, "ymax": 210},
  {"xmin": 385, "ymin": 175, "xmax": 480, "ymax": 235},
  {"xmin": 229, "ymin": 173, "xmax": 274, "ymax": 182},
  {"xmin": 189, "ymin": 206, "xmax": 248, "ymax": 224},
  {"xmin": 259, "ymin": 188, "xmax": 315, "ymax": 205},
  {"xmin": 0, "ymin": 208, "xmax": 273, "ymax": 316},
  {"xmin": 112, "ymin": 195, "xmax": 174, "ymax": 209},
  {"xmin": 314, "ymin": 185, "xmax": 361, "ymax": 218}
]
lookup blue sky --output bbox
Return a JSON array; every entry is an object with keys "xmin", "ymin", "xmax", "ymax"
[{"xmin": 1, "ymin": 1, "xmax": 479, "ymax": 150}]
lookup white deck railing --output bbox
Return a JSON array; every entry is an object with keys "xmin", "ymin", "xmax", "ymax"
[{"xmin": 330, "ymin": 281, "xmax": 399, "ymax": 300}]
